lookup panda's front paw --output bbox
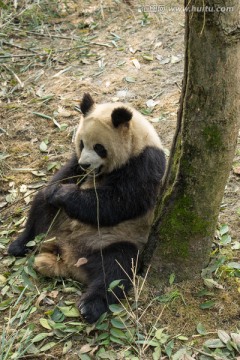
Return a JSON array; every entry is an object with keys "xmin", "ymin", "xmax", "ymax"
[
  {"xmin": 79, "ymin": 295, "xmax": 108, "ymax": 324},
  {"xmin": 45, "ymin": 183, "xmax": 78, "ymax": 207},
  {"xmin": 44, "ymin": 183, "xmax": 62, "ymax": 205},
  {"xmin": 8, "ymin": 239, "xmax": 30, "ymax": 257}
]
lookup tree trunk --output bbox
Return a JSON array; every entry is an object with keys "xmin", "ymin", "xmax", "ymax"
[{"xmin": 143, "ymin": 0, "xmax": 240, "ymax": 285}]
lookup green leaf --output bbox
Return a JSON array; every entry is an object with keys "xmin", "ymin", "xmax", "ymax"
[
  {"xmin": 58, "ymin": 305, "xmax": 80, "ymax": 317},
  {"xmin": 51, "ymin": 307, "xmax": 65, "ymax": 322},
  {"xmin": 39, "ymin": 318, "xmax": 52, "ymax": 330},
  {"xmin": 124, "ymin": 77, "xmax": 136, "ymax": 83},
  {"xmin": 79, "ymin": 354, "xmax": 91, "ymax": 360},
  {"xmin": 109, "ymin": 335, "xmax": 125, "ymax": 345},
  {"xmin": 227, "ymin": 262, "xmax": 240, "ymax": 269},
  {"xmin": 26, "ymin": 240, "xmax": 36, "ymax": 247},
  {"xmin": 217, "ymin": 330, "xmax": 230, "ymax": 344},
  {"xmin": 39, "ymin": 141, "xmax": 48, "ymax": 152},
  {"xmin": 97, "ymin": 350, "xmax": 118, "ymax": 359},
  {"xmin": 33, "ymin": 111, "xmax": 52, "ymax": 120},
  {"xmin": 40, "ymin": 341, "xmax": 56, "ymax": 352},
  {"xmin": 199, "ymin": 300, "xmax": 215, "ymax": 309},
  {"xmin": 62, "ymin": 340, "xmax": 72, "ymax": 354},
  {"xmin": 230, "ymin": 332, "xmax": 240, "ymax": 346},
  {"xmin": 169, "ymin": 273, "xmax": 175, "ymax": 285},
  {"xmin": 0, "ymin": 298, "xmax": 13, "ymax": 310},
  {"xmin": 219, "ymin": 234, "xmax": 231, "ymax": 245},
  {"xmin": 96, "ymin": 332, "xmax": 109, "ymax": 342},
  {"xmin": 32, "ymin": 332, "xmax": 50, "ymax": 343},
  {"xmin": 196, "ymin": 322, "xmax": 207, "ymax": 335},
  {"xmin": 155, "ymin": 328, "xmax": 164, "ymax": 340},
  {"xmin": 142, "ymin": 54, "xmax": 153, "ymax": 61},
  {"xmin": 108, "ymin": 304, "xmax": 124, "ymax": 314},
  {"xmin": 219, "ymin": 224, "xmax": 229, "ymax": 236},
  {"xmin": 108, "ymin": 279, "xmax": 122, "ymax": 290},
  {"xmin": 165, "ymin": 340, "xmax": 174, "ymax": 358},
  {"xmin": 110, "ymin": 318, "xmax": 127, "ymax": 329},
  {"xmin": 203, "ymin": 278, "xmax": 223, "ymax": 289},
  {"xmin": 204, "ymin": 338, "xmax": 225, "ymax": 348},
  {"xmin": 110, "ymin": 328, "xmax": 126, "ymax": 339},
  {"xmin": 153, "ymin": 345, "xmax": 161, "ymax": 360},
  {"xmin": 177, "ymin": 335, "xmax": 188, "ymax": 341}
]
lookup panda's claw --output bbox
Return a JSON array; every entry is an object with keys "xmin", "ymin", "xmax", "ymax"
[{"xmin": 79, "ymin": 296, "xmax": 107, "ymax": 324}]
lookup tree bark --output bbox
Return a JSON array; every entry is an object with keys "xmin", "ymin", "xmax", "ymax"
[{"xmin": 143, "ymin": 0, "xmax": 240, "ymax": 285}]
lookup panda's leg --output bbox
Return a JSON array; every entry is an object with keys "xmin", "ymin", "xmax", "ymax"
[
  {"xmin": 8, "ymin": 155, "xmax": 82, "ymax": 257},
  {"xmin": 79, "ymin": 242, "xmax": 138, "ymax": 324},
  {"xmin": 8, "ymin": 190, "xmax": 59, "ymax": 257}
]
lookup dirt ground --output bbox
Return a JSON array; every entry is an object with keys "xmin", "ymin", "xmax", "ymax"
[{"xmin": 0, "ymin": 1, "xmax": 239, "ymax": 359}]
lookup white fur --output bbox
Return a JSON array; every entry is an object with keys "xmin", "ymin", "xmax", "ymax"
[
  {"xmin": 79, "ymin": 146, "xmax": 105, "ymax": 171},
  {"xmin": 75, "ymin": 102, "xmax": 163, "ymax": 174}
]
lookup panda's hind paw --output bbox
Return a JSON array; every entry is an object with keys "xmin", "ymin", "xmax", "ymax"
[{"xmin": 79, "ymin": 296, "xmax": 108, "ymax": 324}]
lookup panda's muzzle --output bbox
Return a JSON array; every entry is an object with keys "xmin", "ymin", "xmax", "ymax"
[
  {"xmin": 79, "ymin": 163, "xmax": 103, "ymax": 176},
  {"xmin": 80, "ymin": 163, "xmax": 91, "ymax": 171}
]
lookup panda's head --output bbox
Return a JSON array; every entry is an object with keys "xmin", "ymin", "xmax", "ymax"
[{"xmin": 75, "ymin": 93, "xmax": 162, "ymax": 175}]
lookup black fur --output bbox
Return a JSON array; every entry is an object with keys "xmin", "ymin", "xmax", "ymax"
[
  {"xmin": 8, "ymin": 154, "xmax": 84, "ymax": 256},
  {"xmin": 111, "ymin": 107, "xmax": 132, "ymax": 128},
  {"xmin": 80, "ymin": 93, "xmax": 94, "ymax": 115},
  {"xmin": 93, "ymin": 143, "xmax": 107, "ymax": 158},
  {"xmin": 8, "ymin": 147, "xmax": 165, "ymax": 257},
  {"xmin": 46, "ymin": 146, "xmax": 166, "ymax": 226},
  {"xmin": 79, "ymin": 242, "xmax": 138, "ymax": 323}
]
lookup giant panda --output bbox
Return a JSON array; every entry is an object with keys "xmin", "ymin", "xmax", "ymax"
[{"xmin": 8, "ymin": 93, "xmax": 166, "ymax": 323}]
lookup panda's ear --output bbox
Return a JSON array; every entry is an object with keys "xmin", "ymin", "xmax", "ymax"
[
  {"xmin": 80, "ymin": 93, "xmax": 95, "ymax": 116},
  {"xmin": 111, "ymin": 107, "xmax": 132, "ymax": 128}
]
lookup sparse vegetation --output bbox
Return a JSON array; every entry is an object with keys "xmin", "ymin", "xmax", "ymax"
[{"xmin": 0, "ymin": 1, "xmax": 239, "ymax": 359}]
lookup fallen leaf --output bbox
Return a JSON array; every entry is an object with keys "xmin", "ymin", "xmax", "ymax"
[
  {"xmin": 131, "ymin": 58, "xmax": 141, "ymax": 69},
  {"xmin": 129, "ymin": 45, "xmax": 137, "ymax": 54},
  {"xmin": 154, "ymin": 41, "xmax": 163, "ymax": 49},
  {"xmin": 125, "ymin": 76, "xmax": 136, "ymax": 83},
  {"xmin": 146, "ymin": 99, "xmax": 160, "ymax": 108},
  {"xmin": 171, "ymin": 55, "xmax": 182, "ymax": 64},
  {"xmin": 156, "ymin": 55, "xmax": 170, "ymax": 64},
  {"xmin": 62, "ymin": 340, "xmax": 72, "ymax": 355},
  {"xmin": 48, "ymin": 290, "xmax": 59, "ymax": 298},
  {"xmin": 79, "ymin": 344, "xmax": 92, "ymax": 353},
  {"xmin": 0, "ymin": 202, "xmax": 7, "ymax": 208},
  {"xmin": 57, "ymin": 106, "xmax": 72, "ymax": 117},
  {"xmin": 35, "ymin": 291, "xmax": 48, "ymax": 306},
  {"xmin": 0, "ymin": 275, "xmax": 7, "ymax": 285},
  {"xmin": 19, "ymin": 184, "xmax": 28, "ymax": 193}
]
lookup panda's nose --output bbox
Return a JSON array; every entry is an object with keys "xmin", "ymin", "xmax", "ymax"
[{"xmin": 80, "ymin": 163, "xmax": 91, "ymax": 170}]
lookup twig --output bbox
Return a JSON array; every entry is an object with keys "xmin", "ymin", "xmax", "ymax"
[
  {"xmin": 188, "ymin": 346, "xmax": 223, "ymax": 360},
  {"xmin": 88, "ymin": 41, "xmax": 112, "ymax": 48},
  {"xmin": 2, "ymin": 40, "xmax": 39, "ymax": 54},
  {"xmin": 19, "ymin": 355, "xmax": 58, "ymax": 359},
  {"xmin": 26, "ymin": 31, "xmax": 80, "ymax": 40},
  {"xmin": 0, "ymin": 53, "xmax": 46, "ymax": 59},
  {"xmin": 2, "ymin": 64, "xmax": 24, "ymax": 88}
]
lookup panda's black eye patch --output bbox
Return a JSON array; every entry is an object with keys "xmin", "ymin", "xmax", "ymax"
[
  {"xmin": 80, "ymin": 140, "xmax": 84, "ymax": 151},
  {"xmin": 93, "ymin": 144, "xmax": 107, "ymax": 158}
]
